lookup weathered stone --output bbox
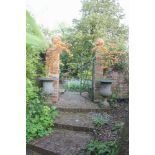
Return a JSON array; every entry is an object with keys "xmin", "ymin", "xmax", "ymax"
[
  {"xmin": 38, "ymin": 77, "xmax": 57, "ymax": 95},
  {"xmin": 54, "ymin": 112, "xmax": 97, "ymax": 131},
  {"xmin": 28, "ymin": 129, "xmax": 93, "ymax": 155}
]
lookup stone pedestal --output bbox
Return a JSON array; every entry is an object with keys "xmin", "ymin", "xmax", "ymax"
[{"xmin": 38, "ymin": 77, "xmax": 56, "ymax": 95}]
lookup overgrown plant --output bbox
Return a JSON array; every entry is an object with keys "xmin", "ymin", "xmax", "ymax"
[
  {"xmin": 108, "ymin": 93, "xmax": 118, "ymax": 105},
  {"xmin": 112, "ymin": 121, "xmax": 124, "ymax": 132},
  {"xmin": 83, "ymin": 140, "xmax": 119, "ymax": 155},
  {"xmin": 63, "ymin": 80, "xmax": 92, "ymax": 92},
  {"xmin": 26, "ymin": 99, "xmax": 58, "ymax": 142},
  {"xmin": 92, "ymin": 113, "xmax": 112, "ymax": 128},
  {"xmin": 26, "ymin": 11, "xmax": 58, "ymax": 143}
]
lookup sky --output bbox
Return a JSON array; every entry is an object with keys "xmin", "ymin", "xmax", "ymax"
[{"xmin": 26, "ymin": 0, "xmax": 128, "ymax": 30}]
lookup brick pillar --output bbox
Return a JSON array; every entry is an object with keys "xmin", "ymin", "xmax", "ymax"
[
  {"xmin": 93, "ymin": 52, "xmax": 104, "ymax": 102},
  {"xmin": 50, "ymin": 51, "xmax": 60, "ymax": 103},
  {"xmin": 45, "ymin": 36, "xmax": 70, "ymax": 103},
  {"xmin": 45, "ymin": 48, "xmax": 60, "ymax": 103}
]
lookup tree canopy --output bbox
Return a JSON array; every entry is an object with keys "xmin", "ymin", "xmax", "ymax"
[{"xmin": 49, "ymin": 0, "xmax": 129, "ymax": 80}]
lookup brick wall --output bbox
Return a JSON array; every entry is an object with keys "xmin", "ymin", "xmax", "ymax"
[
  {"xmin": 94, "ymin": 52, "xmax": 129, "ymax": 100},
  {"xmin": 111, "ymin": 71, "xmax": 129, "ymax": 98}
]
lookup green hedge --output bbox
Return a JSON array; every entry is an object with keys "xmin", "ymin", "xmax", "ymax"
[{"xmin": 26, "ymin": 11, "xmax": 58, "ymax": 143}]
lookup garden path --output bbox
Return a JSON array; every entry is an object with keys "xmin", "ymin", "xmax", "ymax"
[{"xmin": 27, "ymin": 91, "xmax": 108, "ymax": 155}]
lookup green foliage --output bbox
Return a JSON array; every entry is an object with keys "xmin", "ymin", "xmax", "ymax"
[
  {"xmin": 64, "ymin": 82, "xmax": 80, "ymax": 91},
  {"xmin": 112, "ymin": 52, "xmax": 129, "ymax": 72},
  {"xmin": 26, "ymin": 11, "xmax": 45, "ymax": 107},
  {"xmin": 92, "ymin": 113, "xmax": 112, "ymax": 128},
  {"xmin": 112, "ymin": 121, "xmax": 124, "ymax": 132},
  {"xmin": 26, "ymin": 11, "xmax": 48, "ymax": 47},
  {"xmin": 26, "ymin": 10, "xmax": 48, "ymax": 104},
  {"xmin": 113, "ymin": 61, "xmax": 127, "ymax": 72},
  {"xmin": 84, "ymin": 140, "xmax": 119, "ymax": 155},
  {"xmin": 63, "ymin": 80, "xmax": 92, "ymax": 92},
  {"xmin": 26, "ymin": 11, "xmax": 58, "ymax": 143},
  {"xmin": 108, "ymin": 93, "xmax": 118, "ymax": 105},
  {"xmin": 26, "ymin": 100, "xmax": 58, "ymax": 143},
  {"xmin": 52, "ymin": 0, "xmax": 128, "ymax": 81},
  {"xmin": 26, "ymin": 79, "xmax": 40, "ymax": 103},
  {"xmin": 26, "ymin": 11, "xmax": 48, "ymax": 82},
  {"xmin": 75, "ymin": 0, "xmax": 128, "ymax": 49}
]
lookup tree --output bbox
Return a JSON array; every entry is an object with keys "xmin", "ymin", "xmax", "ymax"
[
  {"xmin": 73, "ymin": 0, "xmax": 128, "ymax": 50},
  {"xmin": 51, "ymin": 0, "xmax": 128, "ymax": 81}
]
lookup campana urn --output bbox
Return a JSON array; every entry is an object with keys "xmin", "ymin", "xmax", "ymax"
[{"xmin": 99, "ymin": 79, "xmax": 114, "ymax": 108}]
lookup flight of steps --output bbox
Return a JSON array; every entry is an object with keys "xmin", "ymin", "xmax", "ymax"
[{"xmin": 27, "ymin": 92, "xmax": 108, "ymax": 155}]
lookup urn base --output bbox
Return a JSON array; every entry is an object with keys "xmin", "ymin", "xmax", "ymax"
[{"xmin": 99, "ymin": 98, "xmax": 110, "ymax": 109}]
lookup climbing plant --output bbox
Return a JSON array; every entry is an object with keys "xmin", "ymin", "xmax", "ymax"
[{"xmin": 51, "ymin": 0, "xmax": 128, "ymax": 80}]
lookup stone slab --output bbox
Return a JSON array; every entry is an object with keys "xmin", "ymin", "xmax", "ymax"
[
  {"xmin": 54, "ymin": 112, "xmax": 97, "ymax": 131},
  {"xmin": 29, "ymin": 129, "xmax": 93, "ymax": 155},
  {"xmin": 26, "ymin": 148, "xmax": 43, "ymax": 155},
  {"xmin": 52, "ymin": 91, "xmax": 100, "ymax": 109}
]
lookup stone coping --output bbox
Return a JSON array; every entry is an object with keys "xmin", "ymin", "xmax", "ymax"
[{"xmin": 37, "ymin": 77, "xmax": 58, "ymax": 81}]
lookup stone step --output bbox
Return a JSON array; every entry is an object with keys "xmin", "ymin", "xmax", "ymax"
[
  {"xmin": 54, "ymin": 112, "xmax": 98, "ymax": 132},
  {"xmin": 27, "ymin": 148, "xmax": 44, "ymax": 155},
  {"xmin": 56, "ymin": 106, "xmax": 110, "ymax": 113},
  {"xmin": 51, "ymin": 91, "xmax": 110, "ymax": 113},
  {"xmin": 27, "ymin": 129, "xmax": 93, "ymax": 155}
]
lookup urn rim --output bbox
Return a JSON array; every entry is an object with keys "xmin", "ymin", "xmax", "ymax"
[
  {"xmin": 100, "ymin": 79, "xmax": 115, "ymax": 83},
  {"xmin": 37, "ymin": 77, "xmax": 57, "ymax": 81}
]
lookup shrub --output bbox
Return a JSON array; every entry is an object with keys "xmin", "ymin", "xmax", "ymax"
[
  {"xmin": 64, "ymin": 82, "xmax": 80, "ymax": 91},
  {"xmin": 84, "ymin": 140, "xmax": 119, "ymax": 155},
  {"xmin": 111, "ymin": 51, "xmax": 129, "ymax": 72},
  {"xmin": 26, "ymin": 100, "xmax": 58, "ymax": 142},
  {"xmin": 108, "ymin": 93, "xmax": 118, "ymax": 105},
  {"xmin": 92, "ymin": 113, "xmax": 112, "ymax": 128},
  {"xmin": 112, "ymin": 121, "xmax": 124, "ymax": 132},
  {"xmin": 63, "ymin": 80, "xmax": 92, "ymax": 92},
  {"xmin": 26, "ymin": 11, "xmax": 58, "ymax": 143}
]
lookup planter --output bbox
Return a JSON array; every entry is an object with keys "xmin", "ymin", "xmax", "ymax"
[
  {"xmin": 99, "ymin": 79, "xmax": 114, "ymax": 108},
  {"xmin": 38, "ymin": 77, "xmax": 57, "ymax": 95}
]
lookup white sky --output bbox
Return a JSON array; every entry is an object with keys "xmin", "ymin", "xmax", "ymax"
[{"xmin": 26, "ymin": 0, "xmax": 128, "ymax": 30}]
